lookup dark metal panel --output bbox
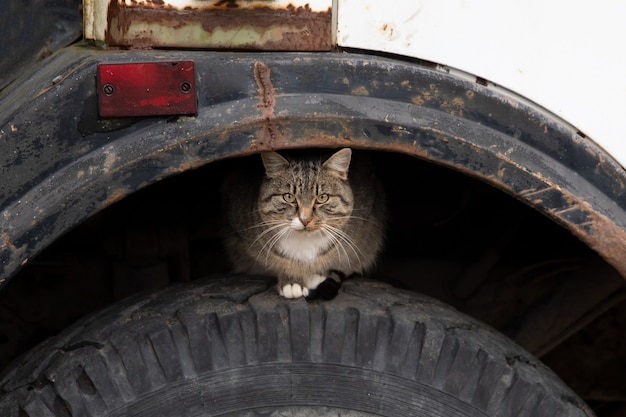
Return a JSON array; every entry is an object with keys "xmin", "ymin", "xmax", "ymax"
[{"xmin": 0, "ymin": 0, "xmax": 81, "ymax": 91}]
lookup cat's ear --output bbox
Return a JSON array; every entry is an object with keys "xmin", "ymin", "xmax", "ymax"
[
  {"xmin": 323, "ymin": 148, "xmax": 352, "ymax": 180},
  {"xmin": 261, "ymin": 151, "xmax": 290, "ymax": 177}
]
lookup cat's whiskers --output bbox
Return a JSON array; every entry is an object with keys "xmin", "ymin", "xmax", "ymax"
[
  {"xmin": 248, "ymin": 221, "xmax": 287, "ymax": 248},
  {"xmin": 327, "ymin": 224, "xmax": 364, "ymax": 257},
  {"xmin": 240, "ymin": 219, "xmax": 284, "ymax": 232},
  {"xmin": 256, "ymin": 224, "xmax": 291, "ymax": 266},
  {"xmin": 321, "ymin": 223, "xmax": 364, "ymax": 270},
  {"xmin": 320, "ymin": 226, "xmax": 351, "ymax": 268}
]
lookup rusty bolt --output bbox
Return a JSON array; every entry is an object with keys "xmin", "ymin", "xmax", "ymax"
[
  {"xmin": 102, "ymin": 84, "xmax": 115, "ymax": 96},
  {"xmin": 180, "ymin": 82, "xmax": 192, "ymax": 93}
]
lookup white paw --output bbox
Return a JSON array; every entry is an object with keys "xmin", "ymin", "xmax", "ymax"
[{"xmin": 279, "ymin": 283, "xmax": 309, "ymax": 299}]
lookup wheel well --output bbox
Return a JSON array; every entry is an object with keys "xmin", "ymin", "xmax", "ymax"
[{"xmin": 3, "ymin": 49, "xmax": 626, "ymax": 284}]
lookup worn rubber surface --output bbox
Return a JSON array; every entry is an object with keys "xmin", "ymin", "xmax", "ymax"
[{"xmin": 0, "ymin": 276, "xmax": 594, "ymax": 417}]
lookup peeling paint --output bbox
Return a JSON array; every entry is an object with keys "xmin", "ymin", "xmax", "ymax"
[
  {"xmin": 119, "ymin": 0, "xmax": 331, "ymax": 12},
  {"xmin": 104, "ymin": 0, "xmax": 332, "ymax": 50},
  {"xmin": 103, "ymin": 147, "xmax": 117, "ymax": 171}
]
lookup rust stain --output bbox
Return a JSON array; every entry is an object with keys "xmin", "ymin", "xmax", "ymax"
[
  {"xmin": 411, "ymin": 96, "xmax": 425, "ymax": 105},
  {"xmin": 587, "ymin": 147, "xmax": 599, "ymax": 158},
  {"xmin": 593, "ymin": 152, "xmax": 626, "ymax": 195},
  {"xmin": 105, "ymin": 188, "xmax": 128, "ymax": 205},
  {"xmin": 380, "ymin": 23, "xmax": 394, "ymax": 38},
  {"xmin": 218, "ymin": 130, "xmax": 228, "ymax": 143},
  {"xmin": 2, "ymin": 234, "xmax": 16, "ymax": 251},
  {"xmin": 351, "ymin": 86, "xmax": 369, "ymax": 96},
  {"xmin": 106, "ymin": 1, "xmax": 332, "ymax": 51},
  {"xmin": 179, "ymin": 161, "xmax": 194, "ymax": 171},
  {"xmin": 1, "ymin": 233, "xmax": 27, "ymax": 278},
  {"xmin": 253, "ymin": 61, "xmax": 283, "ymax": 150},
  {"xmin": 569, "ymin": 202, "xmax": 626, "ymax": 280},
  {"xmin": 254, "ymin": 61, "xmax": 275, "ymax": 112}
]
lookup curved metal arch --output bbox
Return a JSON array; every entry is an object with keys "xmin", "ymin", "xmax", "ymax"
[{"xmin": 2, "ymin": 48, "xmax": 626, "ymax": 286}]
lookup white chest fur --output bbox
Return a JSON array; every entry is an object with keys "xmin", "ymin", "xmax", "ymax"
[{"xmin": 277, "ymin": 228, "xmax": 331, "ymax": 263}]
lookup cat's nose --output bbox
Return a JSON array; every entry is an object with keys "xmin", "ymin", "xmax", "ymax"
[{"xmin": 299, "ymin": 214, "xmax": 312, "ymax": 226}]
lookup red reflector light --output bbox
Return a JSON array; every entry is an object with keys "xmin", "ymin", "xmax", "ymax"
[{"xmin": 97, "ymin": 61, "xmax": 197, "ymax": 117}]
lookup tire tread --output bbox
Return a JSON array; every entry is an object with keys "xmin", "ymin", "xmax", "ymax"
[{"xmin": 0, "ymin": 276, "xmax": 593, "ymax": 417}]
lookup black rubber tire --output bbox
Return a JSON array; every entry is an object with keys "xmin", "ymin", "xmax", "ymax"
[{"xmin": 0, "ymin": 276, "xmax": 594, "ymax": 417}]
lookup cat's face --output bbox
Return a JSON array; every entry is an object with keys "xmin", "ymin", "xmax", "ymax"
[{"xmin": 258, "ymin": 149, "xmax": 354, "ymax": 234}]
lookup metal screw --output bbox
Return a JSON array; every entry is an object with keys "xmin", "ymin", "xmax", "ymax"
[
  {"xmin": 102, "ymin": 84, "xmax": 115, "ymax": 96},
  {"xmin": 180, "ymin": 82, "xmax": 192, "ymax": 93}
]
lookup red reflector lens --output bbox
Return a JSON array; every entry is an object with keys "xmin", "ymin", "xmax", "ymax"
[{"xmin": 97, "ymin": 61, "xmax": 197, "ymax": 117}]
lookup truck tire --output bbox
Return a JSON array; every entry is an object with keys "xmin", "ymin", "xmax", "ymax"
[{"xmin": 0, "ymin": 276, "xmax": 594, "ymax": 417}]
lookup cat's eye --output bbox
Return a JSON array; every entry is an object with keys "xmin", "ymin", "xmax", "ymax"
[
  {"xmin": 316, "ymin": 194, "xmax": 329, "ymax": 204},
  {"xmin": 283, "ymin": 193, "xmax": 296, "ymax": 203}
]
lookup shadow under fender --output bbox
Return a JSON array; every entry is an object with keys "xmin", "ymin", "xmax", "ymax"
[{"xmin": 0, "ymin": 276, "xmax": 594, "ymax": 417}]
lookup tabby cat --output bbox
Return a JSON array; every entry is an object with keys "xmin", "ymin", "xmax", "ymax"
[{"xmin": 222, "ymin": 148, "xmax": 386, "ymax": 299}]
